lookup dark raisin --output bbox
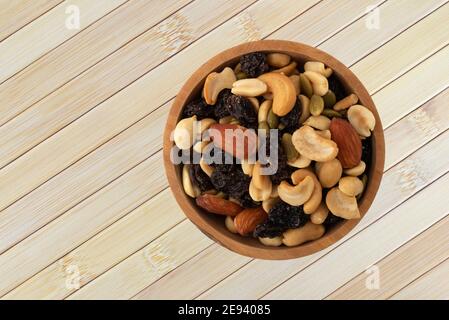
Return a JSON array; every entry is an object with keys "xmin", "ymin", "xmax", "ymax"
[
  {"xmin": 214, "ymin": 89, "xmax": 231, "ymax": 119},
  {"xmin": 279, "ymin": 97, "xmax": 302, "ymax": 134},
  {"xmin": 182, "ymin": 98, "xmax": 215, "ymax": 120},
  {"xmin": 210, "ymin": 164, "xmax": 252, "ymax": 206},
  {"xmin": 189, "ymin": 164, "xmax": 213, "ymax": 192},
  {"xmin": 269, "ymin": 144, "xmax": 294, "ymax": 185},
  {"xmin": 240, "ymin": 52, "xmax": 270, "ymax": 78},
  {"xmin": 328, "ymin": 75, "xmax": 347, "ymax": 101},
  {"xmin": 361, "ymin": 137, "xmax": 372, "ymax": 169},
  {"xmin": 239, "ymin": 192, "xmax": 260, "ymax": 208},
  {"xmin": 324, "ymin": 213, "xmax": 343, "ymax": 227},
  {"xmin": 225, "ymin": 94, "xmax": 258, "ymax": 130},
  {"xmin": 254, "ymin": 201, "xmax": 309, "ymax": 238}
]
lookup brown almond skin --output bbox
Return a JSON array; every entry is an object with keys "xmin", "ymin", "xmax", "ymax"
[
  {"xmin": 329, "ymin": 118, "xmax": 362, "ymax": 168},
  {"xmin": 234, "ymin": 207, "xmax": 268, "ymax": 236},
  {"xmin": 208, "ymin": 123, "xmax": 257, "ymax": 160},
  {"xmin": 196, "ymin": 194, "xmax": 243, "ymax": 216}
]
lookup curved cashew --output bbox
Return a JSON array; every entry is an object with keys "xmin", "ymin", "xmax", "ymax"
[
  {"xmin": 303, "ymin": 115, "xmax": 331, "ymax": 130},
  {"xmin": 287, "ymin": 153, "xmax": 311, "ymax": 168},
  {"xmin": 304, "ymin": 71, "xmax": 329, "ymax": 96},
  {"xmin": 258, "ymin": 100, "xmax": 272, "ymax": 123},
  {"xmin": 249, "ymin": 178, "xmax": 272, "ymax": 202},
  {"xmin": 270, "ymin": 184, "xmax": 279, "ymax": 198},
  {"xmin": 203, "ymin": 67, "xmax": 236, "ymax": 105},
  {"xmin": 333, "ymin": 93, "xmax": 358, "ymax": 111},
  {"xmin": 272, "ymin": 61, "xmax": 297, "ymax": 76},
  {"xmin": 304, "ymin": 61, "xmax": 333, "ymax": 78},
  {"xmin": 267, "ymin": 53, "xmax": 291, "ymax": 68},
  {"xmin": 339, "ymin": 176, "xmax": 364, "ymax": 197},
  {"xmin": 326, "ymin": 187, "xmax": 360, "ymax": 219},
  {"xmin": 259, "ymin": 236, "xmax": 283, "ymax": 247},
  {"xmin": 291, "ymin": 125, "xmax": 338, "ymax": 162},
  {"xmin": 262, "ymin": 197, "xmax": 279, "ymax": 213},
  {"xmin": 315, "ymin": 129, "xmax": 331, "ymax": 139},
  {"xmin": 278, "ymin": 176, "xmax": 314, "ymax": 206},
  {"xmin": 193, "ymin": 141, "xmax": 209, "ymax": 154},
  {"xmin": 225, "ymin": 216, "xmax": 238, "ymax": 234},
  {"xmin": 282, "ymin": 222, "xmax": 325, "ymax": 246},
  {"xmin": 298, "ymin": 95, "xmax": 310, "ymax": 124},
  {"xmin": 344, "ymin": 161, "xmax": 366, "ymax": 176},
  {"xmin": 348, "ymin": 105, "xmax": 376, "ymax": 137},
  {"xmin": 311, "ymin": 202, "xmax": 329, "ymax": 225},
  {"xmin": 289, "ymin": 75, "xmax": 300, "ymax": 95},
  {"xmin": 200, "ymin": 157, "xmax": 214, "ymax": 177},
  {"xmin": 241, "ymin": 159, "xmax": 254, "ymax": 176},
  {"xmin": 174, "ymin": 115, "xmax": 197, "ymax": 150},
  {"xmin": 291, "ymin": 169, "xmax": 322, "ymax": 214},
  {"xmin": 252, "ymin": 161, "xmax": 272, "ymax": 190},
  {"xmin": 182, "ymin": 164, "xmax": 200, "ymax": 198},
  {"xmin": 315, "ymin": 158, "xmax": 342, "ymax": 188},
  {"xmin": 258, "ymin": 73, "xmax": 296, "ymax": 116},
  {"xmin": 231, "ymin": 78, "xmax": 267, "ymax": 97}
]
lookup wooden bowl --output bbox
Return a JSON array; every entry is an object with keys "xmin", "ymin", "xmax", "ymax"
[{"xmin": 163, "ymin": 40, "xmax": 385, "ymax": 260}]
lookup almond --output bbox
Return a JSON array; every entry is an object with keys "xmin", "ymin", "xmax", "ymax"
[
  {"xmin": 196, "ymin": 194, "xmax": 243, "ymax": 216},
  {"xmin": 234, "ymin": 207, "xmax": 268, "ymax": 236},
  {"xmin": 329, "ymin": 118, "xmax": 362, "ymax": 169},
  {"xmin": 208, "ymin": 123, "xmax": 257, "ymax": 160}
]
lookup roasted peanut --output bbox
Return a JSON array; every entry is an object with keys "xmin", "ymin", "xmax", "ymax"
[
  {"xmin": 348, "ymin": 105, "xmax": 376, "ymax": 137},
  {"xmin": 315, "ymin": 158, "xmax": 343, "ymax": 188},
  {"xmin": 267, "ymin": 53, "xmax": 291, "ymax": 68},
  {"xmin": 231, "ymin": 78, "xmax": 267, "ymax": 97},
  {"xmin": 304, "ymin": 71, "xmax": 329, "ymax": 96}
]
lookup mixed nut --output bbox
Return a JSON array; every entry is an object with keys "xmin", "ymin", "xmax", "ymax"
[{"xmin": 173, "ymin": 51, "xmax": 376, "ymax": 247}]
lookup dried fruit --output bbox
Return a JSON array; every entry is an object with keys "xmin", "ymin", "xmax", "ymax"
[
  {"xmin": 225, "ymin": 94, "xmax": 258, "ymax": 130},
  {"xmin": 240, "ymin": 52, "xmax": 270, "ymax": 77},
  {"xmin": 279, "ymin": 97, "xmax": 301, "ymax": 133},
  {"xmin": 189, "ymin": 164, "xmax": 213, "ymax": 192},
  {"xmin": 196, "ymin": 194, "xmax": 243, "ymax": 216},
  {"xmin": 329, "ymin": 118, "xmax": 362, "ymax": 168},
  {"xmin": 258, "ymin": 72, "xmax": 297, "ymax": 116},
  {"xmin": 183, "ymin": 164, "xmax": 200, "ymax": 198},
  {"xmin": 328, "ymin": 74, "xmax": 346, "ymax": 101},
  {"xmin": 234, "ymin": 207, "xmax": 268, "ymax": 236},
  {"xmin": 203, "ymin": 67, "xmax": 236, "ymax": 105},
  {"xmin": 213, "ymin": 89, "xmax": 232, "ymax": 119},
  {"xmin": 182, "ymin": 98, "xmax": 214, "ymax": 120},
  {"xmin": 209, "ymin": 123, "xmax": 257, "ymax": 160}
]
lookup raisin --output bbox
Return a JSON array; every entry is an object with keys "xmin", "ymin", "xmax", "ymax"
[
  {"xmin": 324, "ymin": 213, "xmax": 343, "ymax": 227},
  {"xmin": 269, "ymin": 143, "xmax": 294, "ymax": 185},
  {"xmin": 182, "ymin": 98, "xmax": 215, "ymax": 120},
  {"xmin": 361, "ymin": 137, "xmax": 372, "ymax": 168},
  {"xmin": 214, "ymin": 89, "xmax": 231, "ymax": 119},
  {"xmin": 240, "ymin": 52, "xmax": 270, "ymax": 78},
  {"xmin": 328, "ymin": 75, "xmax": 347, "ymax": 101},
  {"xmin": 225, "ymin": 94, "xmax": 258, "ymax": 130},
  {"xmin": 279, "ymin": 97, "xmax": 302, "ymax": 134},
  {"xmin": 189, "ymin": 164, "xmax": 213, "ymax": 192},
  {"xmin": 254, "ymin": 201, "xmax": 309, "ymax": 238}
]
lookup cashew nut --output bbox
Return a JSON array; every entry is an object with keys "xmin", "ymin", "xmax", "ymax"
[
  {"xmin": 272, "ymin": 61, "xmax": 297, "ymax": 76},
  {"xmin": 338, "ymin": 176, "xmax": 364, "ymax": 197},
  {"xmin": 182, "ymin": 164, "xmax": 200, "ymax": 198},
  {"xmin": 310, "ymin": 202, "xmax": 329, "ymax": 225},
  {"xmin": 291, "ymin": 125, "xmax": 338, "ymax": 162},
  {"xmin": 193, "ymin": 140, "xmax": 209, "ymax": 154},
  {"xmin": 333, "ymin": 93, "xmax": 358, "ymax": 111},
  {"xmin": 253, "ymin": 161, "xmax": 271, "ymax": 190},
  {"xmin": 344, "ymin": 161, "xmax": 366, "ymax": 176},
  {"xmin": 315, "ymin": 129, "xmax": 331, "ymax": 140},
  {"xmin": 303, "ymin": 115, "xmax": 331, "ymax": 130},
  {"xmin": 291, "ymin": 169, "xmax": 322, "ymax": 214},
  {"xmin": 282, "ymin": 222, "xmax": 325, "ymax": 246},
  {"xmin": 348, "ymin": 105, "xmax": 376, "ymax": 137},
  {"xmin": 315, "ymin": 158, "xmax": 342, "ymax": 188},
  {"xmin": 225, "ymin": 216, "xmax": 238, "ymax": 234},
  {"xmin": 267, "ymin": 53, "xmax": 291, "ymax": 68},
  {"xmin": 200, "ymin": 157, "xmax": 214, "ymax": 177},
  {"xmin": 262, "ymin": 197, "xmax": 279, "ymax": 213},
  {"xmin": 298, "ymin": 95, "xmax": 310, "ymax": 124},
  {"xmin": 203, "ymin": 67, "xmax": 236, "ymax": 104},
  {"xmin": 174, "ymin": 115, "xmax": 197, "ymax": 150},
  {"xmin": 326, "ymin": 187, "xmax": 360, "ymax": 219},
  {"xmin": 241, "ymin": 159, "xmax": 254, "ymax": 176},
  {"xmin": 289, "ymin": 75, "xmax": 300, "ymax": 95},
  {"xmin": 304, "ymin": 61, "xmax": 333, "ymax": 78},
  {"xmin": 259, "ymin": 236, "xmax": 283, "ymax": 247},
  {"xmin": 304, "ymin": 71, "xmax": 329, "ymax": 96},
  {"xmin": 270, "ymin": 184, "xmax": 278, "ymax": 198},
  {"xmin": 231, "ymin": 78, "xmax": 267, "ymax": 97},
  {"xmin": 249, "ymin": 178, "xmax": 271, "ymax": 202},
  {"xmin": 258, "ymin": 73, "xmax": 296, "ymax": 116},
  {"xmin": 287, "ymin": 153, "xmax": 311, "ymax": 168},
  {"xmin": 278, "ymin": 176, "xmax": 314, "ymax": 206},
  {"xmin": 258, "ymin": 99, "xmax": 272, "ymax": 123}
]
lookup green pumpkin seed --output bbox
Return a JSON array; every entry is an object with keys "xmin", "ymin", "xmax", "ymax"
[
  {"xmin": 267, "ymin": 108, "xmax": 279, "ymax": 129},
  {"xmin": 323, "ymin": 90, "xmax": 336, "ymax": 108},
  {"xmin": 281, "ymin": 133, "xmax": 299, "ymax": 162},
  {"xmin": 258, "ymin": 121, "xmax": 270, "ymax": 131},
  {"xmin": 236, "ymin": 72, "xmax": 247, "ymax": 80},
  {"xmin": 310, "ymin": 95, "xmax": 324, "ymax": 116},
  {"xmin": 219, "ymin": 116, "xmax": 236, "ymax": 124},
  {"xmin": 322, "ymin": 108, "xmax": 342, "ymax": 118},
  {"xmin": 299, "ymin": 73, "xmax": 313, "ymax": 98}
]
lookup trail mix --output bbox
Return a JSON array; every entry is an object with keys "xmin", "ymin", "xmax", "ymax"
[{"xmin": 173, "ymin": 52, "xmax": 376, "ymax": 247}]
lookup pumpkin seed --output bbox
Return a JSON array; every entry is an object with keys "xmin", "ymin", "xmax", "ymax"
[
  {"xmin": 281, "ymin": 133, "xmax": 299, "ymax": 162},
  {"xmin": 236, "ymin": 72, "xmax": 247, "ymax": 80},
  {"xmin": 299, "ymin": 73, "xmax": 313, "ymax": 98},
  {"xmin": 219, "ymin": 116, "xmax": 236, "ymax": 124},
  {"xmin": 323, "ymin": 90, "xmax": 336, "ymax": 108},
  {"xmin": 322, "ymin": 108, "xmax": 342, "ymax": 118},
  {"xmin": 310, "ymin": 94, "xmax": 324, "ymax": 116},
  {"xmin": 258, "ymin": 121, "xmax": 270, "ymax": 131},
  {"xmin": 267, "ymin": 108, "xmax": 279, "ymax": 128}
]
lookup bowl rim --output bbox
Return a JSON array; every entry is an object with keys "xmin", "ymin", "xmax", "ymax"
[{"xmin": 163, "ymin": 40, "xmax": 385, "ymax": 260}]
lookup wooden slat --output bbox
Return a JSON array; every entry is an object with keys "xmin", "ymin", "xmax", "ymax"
[
  {"xmin": 390, "ymin": 259, "xmax": 449, "ymax": 300},
  {"xmin": 0, "ymin": 0, "xmax": 253, "ymax": 168},
  {"xmin": 0, "ymin": 0, "xmax": 320, "ymax": 240},
  {"xmin": 262, "ymin": 172, "xmax": 449, "ymax": 299},
  {"xmin": 0, "ymin": 0, "xmax": 127, "ymax": 85},
  {"xmin": 3, "ymin": 189, "xmax": 185, "ymax": 300},
  {"xmin": 327, "ymin": 216, "xmax": 449, "ymax": 299},
  {"xmin": 1, "ymin": 0, "xmax": 446, "ymax": 298},
  {"xmin": 0, "ymin": 0, "xmax": 63, "ymax": 42},
  {"xmin": 0, "ymin": 0, "xmax": 191, "ymax": 127}
]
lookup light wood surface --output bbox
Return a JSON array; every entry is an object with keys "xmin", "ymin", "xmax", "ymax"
[{"xmin": 0, "ymin": 0, "xmax": 448, "ymax": 299}]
